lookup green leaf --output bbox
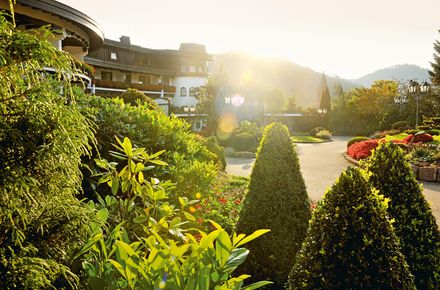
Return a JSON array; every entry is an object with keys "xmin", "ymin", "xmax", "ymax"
[
  {"xmin": 235, "ymin": 229, "xmax": 270, "ymax": 248},
  {"xmin": 111, "ymin": 177, "xmax": 119, "ymax": 195},
  {"xmin": 149, "ymin": 159, "xmax": 168, "ymax": 166},
  {"xmin": 133, "ymin": 215, "xmax": 148, "ymax": 224},
  {"xmin": 241, "ymin": 281, "xmax": 273, "ymax": 289},
  {"xmin": 122, "ymin": 137, "xmax": 133, "ymax": 157},
  {"xmin": 223, "ymin": 248, "xmax": 249, "ymax": 273},
  {"xmin": 216, "ymin": 230, "xmax": 232, "ymax": 266}
]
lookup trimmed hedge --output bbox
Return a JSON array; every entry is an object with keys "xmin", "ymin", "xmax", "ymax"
[
  {"xmin": 392, "ymin": 120, "xmax": 410, "ymax": 130},
  {"xmin": 347, "ymin": 136, "xmax": 370, "ymax": 148},
  {"xmin": 236, "ymin": 123, "xmax": 311, "ymax": 289},
  {"xmin": 229, "ymin": 132, "xmax": 258, "ymax": 152},
  {"xmin": 287, "ymin": 167, "xmax": 416, "ymax": 290},
  {"xmin": 364, "ymin": 142, "xmax": 440, "ymax": 289}
]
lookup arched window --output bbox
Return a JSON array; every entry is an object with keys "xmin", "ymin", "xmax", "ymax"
[
  {"xmin": 180, "ymin": 87, "xmax": 187, "ymax": 97},
  {"xmin": 189, "ymin": 87, "xmax": 196, "ymax": 96}
]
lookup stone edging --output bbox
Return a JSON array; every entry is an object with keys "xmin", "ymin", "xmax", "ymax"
[{"xmin": 343, "ymin": 152, "xmax": 440, "ymax": 183}]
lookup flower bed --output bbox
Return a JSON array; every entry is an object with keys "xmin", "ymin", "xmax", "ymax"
[{"xmin": 347, "ymin": 139, "xmax": 379, "ymax": 160}]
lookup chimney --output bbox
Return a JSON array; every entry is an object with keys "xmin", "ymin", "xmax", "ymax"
[{"xmin": 120, "ymin": 36, "xmax": 131, "ymax": 45}]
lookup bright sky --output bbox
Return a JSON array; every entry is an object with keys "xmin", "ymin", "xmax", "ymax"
[{"xmin": 60, "ymin": 0, "xmax": 440, "ymax": 79}]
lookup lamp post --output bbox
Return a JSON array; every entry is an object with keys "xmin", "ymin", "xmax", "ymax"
[{"xmin": 408, "ymin": 80, "xmax": 430, "ymax": 127}]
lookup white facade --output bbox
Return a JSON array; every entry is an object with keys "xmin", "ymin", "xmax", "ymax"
[{"xmin": 172, "ymin": 76, "xmax": 208, "ymax": 107}]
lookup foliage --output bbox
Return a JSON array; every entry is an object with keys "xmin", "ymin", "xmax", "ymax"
[
  {"xmin": 402, "ymin": 133, "xmax": 433, "ymax": 143},
  {"xmin": 77, "ymin": 95, "xmax": 218, "ymax": 200},
  {"xmin": 197, "ymin": 135, "xmax": 226, "ymax": 170},
  {"xmin": 347, "ymin": 136, "xmax": 370, "ymax": 148},
  {"xmin": 319, "ymin": 74, "xmax": 331, "ymax": 113},
  {"xmin": 314, "ymin": 129, "xmax": 332, "ymax": 140},
  {"xmin": 229, "ymin": 133, "xmax": 258, "ymax": 152},
  {"xmin": 406, "ymin": 145, "xmax": 440, "ymax": 164},
  {"xmin": 77, "ymin": 138, "xmax": 271, "ymax": 289},
  {"xmin": 287, "ymin": 168, "xmax": 416, "ymax": 290},
  {"xmin": 236, "ymin": 123, "xmax": 311, "ymax": 288},
  {"xmin": 119, "ymin": 88, "xmax": 159, "ymax": 108},
  {"xmin": 309, "ymin": 126, "xmax": 325, "ymax": 136},
  {"xmin": 364, "ymin": 142, "xmax": 440, "ymax": 289},
  {"xmin": 347, "ymin": 139, "xmax": 379, "ymax": 160},
  {"xmin": 200, "ymin": 174, "xmax": 249, "ymax": 233},
  {"xmin": 0, "ymin": 11, "xmax": 95, "ymax": 289},
  {"xmin": 430, "ymin": 31, "xmax": 440, "ymax": 85},
  {"xmin": 392, "ymin": 120, "xmax": 410, "ymax": 130}
]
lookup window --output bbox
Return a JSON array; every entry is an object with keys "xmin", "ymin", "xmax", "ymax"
[
  {"xmin": 139, "ymin": 75, "xmax": 150, "ymax": 85},
  {"xmin": 124, "ymin": 73, "xmax": 131, "ymax": 84},
  {"xmin": 189, "ymin": 65, "xmax": 196, "ymax": 73},
  {"xmin": 180, "ymin": 87, "xmax": 187, "ymax": 97},
  {"xmin": 110, "ymin": 52, "xmax": 117, "ymax": 60},
  {"xmin": 181, "ymin": 65, "xmax": 187, "ymax": 72},
  {"xmin": 189, "ymin": 87, "xmax": 197, "ymax": 96},
  {"xmin": 101, "ymin": 71, "xmax": 112, "ymax": 81},
  {"xmin": 162, "ymin": 77, "xmax": 170, "ymax": 86}
]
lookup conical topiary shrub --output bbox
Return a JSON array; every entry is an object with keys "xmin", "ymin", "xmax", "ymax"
[
  {"xmin": 364, "ymin": 142, "xmax": 440, "ymax": 289},
  {"xmin": 287, "ymin": 167, "xmax": 416, "ymax": 290},
  {"xmin": 235, "ymin": 123, "xmax": 311, "ymax": 288}
]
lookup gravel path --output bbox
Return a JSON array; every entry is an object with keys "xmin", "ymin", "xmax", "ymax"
[{"xmin": 226, "ymin": 136, "xmax": 440, "ymax": 222}]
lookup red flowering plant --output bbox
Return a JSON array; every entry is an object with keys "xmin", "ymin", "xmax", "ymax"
[
  {"xmin": 402, "ymin": 133, "xmax": 433, "ymax": 144},
  {"xmin": 347, "ymin": 139, "xmax": 379, "ymax": 160},
  {"xmin": 193, "ymin": 173, "xmax": 248, "ymax": 233}
]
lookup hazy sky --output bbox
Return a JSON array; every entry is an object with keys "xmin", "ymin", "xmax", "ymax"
[{"xmin": 60, "ymin": 0, "xmax": 440, "ymax": 79}]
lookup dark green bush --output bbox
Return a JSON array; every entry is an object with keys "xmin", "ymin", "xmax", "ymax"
[
  {"xmin": 392, "ymin": 120, "xmax": 410, "ymax": 130},
  {"xmin": 405, "ymin": 129, "xmax": 419, "ymax": 135},
  {"xmin": 236, "ymin": 123, "xmax": 311, "ymax": 288},
  {"xmin": 204, "ymin": 136, "xmax": 226, "ymax": 170},
  {"xmin": 77, "ymin": 95, "xmax": 218, "ymax": 199},
  {"xmin": 229, "ymin": 132, "xmax": 258, "ymax": 152},
  {"xmin": 427, "ymin": 129, "xmax": 440, "ymax": 136},
  {"xmin": 287, "ymin": 167, "xmax": 416, "ymax": 290},
  {"xmin": 347, "ymin": 136, "xmax": 370, "ymax": 148},
  {"xmin": 364, "ymin": 142, "xmax": 440, "ymax": 289}
]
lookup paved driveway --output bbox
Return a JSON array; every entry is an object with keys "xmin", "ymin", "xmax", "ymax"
[{"xmin": 226, "ymin": 136, "xmax": 440, "ymax": 222}]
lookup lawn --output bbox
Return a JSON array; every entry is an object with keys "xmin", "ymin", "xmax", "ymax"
[
  {"xmin": 386, "ymin": 133, "xmax": 440, "ymax": 144},
  {"xmin": 291, "ymin": 135, "xmax": 328, "ymax": 143}
]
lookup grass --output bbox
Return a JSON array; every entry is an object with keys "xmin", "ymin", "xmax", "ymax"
[
  {"xmin": 291, "ymin": 135, "xmax": 328, "ymax": 143},
  {"xmin": 386, "ymin": 133, "xmax": 440, "ymax": 144}
]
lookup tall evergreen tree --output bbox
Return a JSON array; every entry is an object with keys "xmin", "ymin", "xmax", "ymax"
[
  {"xmin": 319, "ymin": 73, "xmax": 331, "ymax": 113},
  {"xmin": 364, "ymin": 142, "xmax": 440, "ymax": 289},
  {"xmin": 429, "ymin": 31, "xmax": 440, "ymax": 84},
  {"xmin": 236, "ymin": 123, "xmax": 311, "ymax": 289},
  {"xmin": 287, "ymin": 168, "xmax": 416, "ymax": 290}
]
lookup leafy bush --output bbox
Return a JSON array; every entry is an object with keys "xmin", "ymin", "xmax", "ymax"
[
  {"xmin": 364, "ymin": 142, "xmax": 440, "ymax": 289},
  {"xmin": 347, "ymin": 139, "xmax": 379, "ymax": 160},
  {"xmin": 347, "ymin": 136, "xmax": 370, "ymax": 148},
  {"xmin": 392, "ymin": 120, "xmax": 410, "ymax": 130},
  {"xmin": 0, "ymin": 12, "xmax": 94, "ymax": 288},
  {"xmin": 427, "ymin": 129, "xmax": 440, "ymax": 136},
  {"xmin": 371, "ymin": 129, "xmax": 400, "ymax": 139},
  {"xmin": 405, "ymin": 129, "xmax": 419, "ymax": 135},
  {"xmin": 236, "ymin": 123, "xmax": 311, "ymax": 288},
  {"xmin": 229, "ymin": 132, "xmax": 258, "ymax": 152},
  {"xmin": 198, "ymin": 135, "xmax": 226, "ymax": 170},
  {"xmin": 287, "ymin": 168, "xmax": 416, "ymax": 290},
  {"xmin": 120, "ymin": 88, "xmax": 158, "ymax": 108},
  {"xmin": 406, "ymin": 145, "xmax": 439, "ymax": 164},
  {"xmin": 315, "ymin": 129, "xmax": 332, "ymax": 140},
  {"xmin": 309, "ymin": 126, "xmax": 326, "ymax": 136},
  {"xmin": 402, "ymin": 133, "xmax": 433, "ymax": 143},
  {"xmin": 77, "ymin": 95, "xmax": 218, "ymax": 199},
  {"xmin": 76, "ymin": 138, "xmax": 271, "ymax": 289}
]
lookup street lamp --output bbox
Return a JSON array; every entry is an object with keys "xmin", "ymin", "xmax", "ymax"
[{"xmin": 408, "ymin": 80, "xmax": 430, "ymax": 127}]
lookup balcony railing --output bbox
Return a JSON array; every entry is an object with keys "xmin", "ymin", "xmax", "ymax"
[{"xmin": 93, "ymin": 79, "xmax": 176, "ymax": 92}]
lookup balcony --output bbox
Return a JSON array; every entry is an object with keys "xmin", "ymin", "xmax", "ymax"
[{"xmin": 93, "ymin": 79, "xmax": 176, "ymax": 93}]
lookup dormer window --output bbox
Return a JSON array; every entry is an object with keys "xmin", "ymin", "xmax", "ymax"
[{"xmin": 110, "ymin": 52, "xmax": 117, "ymax": 60}]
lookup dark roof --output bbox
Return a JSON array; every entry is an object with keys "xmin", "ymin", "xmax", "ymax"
[{"xmin": 14, "ymin": 0, "xmax": 104, "ymax": 51}]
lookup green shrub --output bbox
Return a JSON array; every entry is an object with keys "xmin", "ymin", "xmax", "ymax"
[
  {"xmin": 310, "ymin": 126, "xmax": 326, "ymax": 136},
  {"xmin": 0, "ymin": 13, "xmax": 94, "ymax": 288},
  {"xmin": 287, "ymin": 167, "xmax": 416, "ymax": 290},
  {"xmin": 229, "ymin": 132, "xmax": 258, "ymax": 152},
  {"xmin": 77, "ymin": 95, "xmax": 218, "ymax": 199},
  {"xmin": 315, "ymin": 129, "xmax": 332, "ymax": 140},
  {"xmin": 364, "ymin": 142, "xmax": 440, "ymax": 289},
  {"xmin": 405, "ymin": 129, "xmax": 419, "ymax": 135},
  {"xmin": 198, "ymin": 135, "xmax": 226, "ymax": 170},
  {"xmin": 347, "ymin": 136, "xmax": 370, "ymax": 148},
  {"xmin": 427, "ymin": 129, "xmax": 440, "ymax": 136},
  {"xmin": 392, "ymin": 120, "xmax": 410, "ymax": 130},
  {"xmin": 236, "ymin": 123, "xmax": 311, "ymax": 288},
  {"xmin": 119, "ymin": 88, "xmax": 159, "ymax": 108}
]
